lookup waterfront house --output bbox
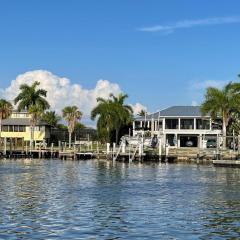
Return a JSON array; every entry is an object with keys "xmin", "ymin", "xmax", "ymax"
[
  {"xmin": 133, "ymin": 106, "xmax": 222, "ymax": 148},
  {"xmin": 1, "ymin": 110, "xmax": 50, "ymax": 149}
]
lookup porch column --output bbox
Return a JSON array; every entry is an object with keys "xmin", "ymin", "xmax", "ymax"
[
  {"xmin": 199, "ymin": 134, "xmax": 203, "ymax": 148},
  {"xmin": 151, "ymin": 118, "xmax": 154, "ymax": 137},
  {"xmin": 194, "ymin": 118, "xmax": 196, "ymax": 130},
  {"xmin": 178, "ymin": 118, "xmax": 181, "ymax": 130},
  {"xmin": 174, "ymin": 134, "xmax": 177, "ymax": 147},
  {"xmin": 133, "ymin": 121, "xmax": 135, "ymax": 130},
  {"xmin": 177, "ymin": 135, "xmax": 180, "ymax": 148},
  {"xmin": 163, "ymin": 119, "xmax": 165, "ymax": 130}
]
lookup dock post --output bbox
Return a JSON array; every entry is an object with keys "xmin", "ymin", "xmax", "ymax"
[
  {"xmin": 97, "ymin": 141, "xmax": 99, "ymax": 159},
  {"xmin": 25, "ymin": 142, "xmax": 28, "ymax": 156},
  {"xmin": 51, "ymin": 143, "xmax": 53, "ymax": 158},
  {"xmin": 107, "ymin": 143, "xmax": 110, "ymax": 155},
  {"xmin": 139, "ymin": 141, "xmax": 142, "ymax": 161},
  {"xmin": 113, "ymin": 143, "xmax": 116, "ymax": 159},
  {"xmin": 122, "ymin": 141, "xmax": 126, "ymax": 153},
  {"xmin": 165, "ymin": 144, "xmax": 169, "ymax": 162},
  {"xmin": 4, "ymin": 137, "xmax": 7, "ymax": 156},
  {"xmin": 10, "ymin": 138, "xmax": 13, "ymax": 158},
  {"xmin": 74, "ymin": 144, "xmax": 76, "ymax": 160},
  {"xmin": 158, "ymin": 138, "xmax": 162, "ymax": 161},
  {"xmin": 129, "ymin": 143, "xmax": 132, "ymax": 163}
]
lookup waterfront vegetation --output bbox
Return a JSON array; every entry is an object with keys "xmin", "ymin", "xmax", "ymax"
[
  {"xmin": 201, "ymin": 80, "xmax": 240, "ymax": 147},
  {"xmin": 42, "ymin": 111, "xmax": 61, "ymax": 128},
  {"xmin": 91, "ymin": 93, "xmax": 133, "ymax": 143},
  {"xmin": 62, "ymin": 106, "xmax": 83, "ymax": 146},
  {"xmin": 2, "ymin": 78, "xmax": 240, "ymax": 145},
  {"xmin": 0, "ymin": 99, "xmax": 13, "ymax": 140}
]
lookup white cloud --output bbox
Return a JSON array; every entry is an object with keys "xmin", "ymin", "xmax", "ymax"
[
  {"xmin": 138, "ymin": 16, "xmax": 240, "ymax": 34},
  {"xmin": 130, "ymin": 103, "xmax": 147, "ymax": 116},
  {"xmin": 0, "ymin": 70, "xmax": 147, "ymax": 126}
]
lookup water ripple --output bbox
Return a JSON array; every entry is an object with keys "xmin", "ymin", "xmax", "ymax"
[{"xmin": 0, "ymin": 159, "xmax": 240, "ymax": 239}]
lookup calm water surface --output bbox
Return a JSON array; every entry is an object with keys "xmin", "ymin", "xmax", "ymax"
[{"xmin": 0, "ymin": 159, "xmax": 240, "ymax": 239}]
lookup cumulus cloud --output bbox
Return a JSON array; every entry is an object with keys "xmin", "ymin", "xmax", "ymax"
[
  {"xmin": 130, "ymin": 103, "xmax": 147, "ymax": 116},
  {"xmin": 138, "ymin": 16, "xmax": 240, "ymax": 34},
  {"xmin": 0, "ymin": 70, "xmax": 147, "ymax": 126}
]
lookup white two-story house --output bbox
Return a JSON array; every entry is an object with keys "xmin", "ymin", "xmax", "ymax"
[{"xmin": 133, "ymin": 106, "xmax": 222, "ymax": 148}]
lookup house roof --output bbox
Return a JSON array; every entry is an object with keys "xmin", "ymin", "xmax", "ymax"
[
  {"xmin": 2, "ymin": 118, "xmax": 48, "ymax": 126},
  {"xmin": 135, "ymin": 106, "xmax": 210, "ymax": 120}
]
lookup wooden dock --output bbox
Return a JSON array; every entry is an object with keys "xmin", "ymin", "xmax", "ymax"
[{"xmin": 213, "ymin": 160, "xmax": 240, "ymax": 167}]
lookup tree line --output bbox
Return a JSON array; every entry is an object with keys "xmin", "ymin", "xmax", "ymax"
[
  {"xmin": 1, "ymin": 78, "xmax": 240, "ymax": 147},
  {"xmin": 0, "ymin": 81, "xmax": 134, "ymax": 146}
]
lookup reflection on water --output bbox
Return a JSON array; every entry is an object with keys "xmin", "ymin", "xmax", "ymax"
[{"xmin": 0, "ymin": 159, "xmax": 240, "ymax": 239}]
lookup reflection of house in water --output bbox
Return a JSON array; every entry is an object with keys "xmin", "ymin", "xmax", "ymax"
[{"xmin": 133, "ymin": 106, "xmax": 222, "ymax": 148}]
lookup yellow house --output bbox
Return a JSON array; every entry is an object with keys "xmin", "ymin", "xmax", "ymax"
[{"xmin": 1, "ymin": 110, "xmax": 50, "ymax": 147}]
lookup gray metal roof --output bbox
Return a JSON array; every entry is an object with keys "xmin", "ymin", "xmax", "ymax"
[
  {"xmin": 2, "ymin": 118, "xmax": 48, "ymax": 126},
  {"xmin": 135, "ymin": 106, "xmax": 209, "ymax": 120}
]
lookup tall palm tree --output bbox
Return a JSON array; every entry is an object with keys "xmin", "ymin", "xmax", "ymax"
[
  {"xmin": 28, "ymin": 104, "xmax": 45, "ymax": 147},
  {"xmin": 0, "ymin": 99, "xmax": 13, "ymax": 140},
  {"xmin": 62, "ymin": 106, "xmax": 82, "ymax": 147},
  {"xmin": 91, "ymin": 97, "xmax": 116, "ymax": 143},
  {"xmin": 91, "ymin": 93, "xmax": 133, "ymax": 143},
  {"xmin": 42, "ymin": 111, "xmax": 61, "ymax": 128},
  {"xmin": 110, "ymin": 93, "xmax": 133, "ymax": 143},
  {"xmin": 201, "ymin": 82, "xmax": 240, "ymax": 148},
  {"xmin": 14, "ymin": 81, "xmax": 50, "ymax": 111},
  {"xmin": 138, "ymin": 109, "xmax": 147, "ymax": 117},
  {"xmin": 14, "ymin": 81, "xmax": 50, "ymax": 149}
]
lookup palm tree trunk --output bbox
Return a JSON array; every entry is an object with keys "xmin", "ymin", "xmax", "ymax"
[
  {"xmin": 115, "ymin": 128, "xmax": 119, "ymax": 145},
  {"xmin": 222, "ymin": 118, "xmax": 227, "ymax": 149},
  {"xmin": 69, "ymin": 131, "xmax": 72, "ymax": 148},
  {"xmin": 30, "ymin": 124, "xmax": 35, "ymax": 152},
  {"xmin": 32, "ymin": 124, "xmax": 35, "ymax": 149}
]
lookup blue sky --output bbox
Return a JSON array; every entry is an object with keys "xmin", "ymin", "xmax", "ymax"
[{"xmin": 1, "ymin": 0, "xmax": 240, "ymax": 117}]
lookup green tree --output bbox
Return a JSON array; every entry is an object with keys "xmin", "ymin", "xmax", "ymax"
[
  {"xmin": 28, "ymin": 104, "xmax": 45, "ymax": 146},
  {"xmin": 62, "ymin": 106, "xmax": 82, "ymax": 147},
  {"xmin": 42, "ymin": 111, "xmax": 61, "ymax": 128},
  {"xmin": 0, "ymin": 99, "xmax": 13, "ymax": 139},
  {"xmin": 91, "ymin": 93, "xmax": 133, "ymax": 143},
  {"xmin": 110, "ymin": 93, "xmax": 133, "ymax": 143},
  {"xmin": 91, "ymin": 97, "xmax": 115, "ymax": 143},
  {"xmin": 14, "ymin": 81, "xmax": 50, "ymax": 148},
  {"xmin": 14, "ymin": 81, "xmax": 50, "ymax": 111},
  {"xmin": 138, "ymin": 109, "xmax": 147, "ymax": 117},
  {"xmin": 201, "ymin": 82, "xmax": 240, "ymax": 148}
]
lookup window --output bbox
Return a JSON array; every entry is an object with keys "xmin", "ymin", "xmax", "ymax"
[
  {"xmin": 9, "ymin": 126, "xmax": 13, "ymax": 132},
  {"xmin": 180, "ymin": 119, "xmax": 194, "ymax": 129},
  {"xmin": 157, "ymin": 121, "xmax": 163, "ymax": 130},
  {"xmin": 135, "ymin": 121, "xmax": 141, "ymax": 130},
  {"xmin": 14, "ymin": 126, "xmax": 19, "ymax": 132},
  {"xmin": 19, "ymin": 126, "xmax": 26, "ymax": 132},
  {"xmin": 165, "ymin": 119, "xmax": 178, "ymax": 129},
  {"xmin": 196, "ymin": 119, "xmax": 210, "ymax": 130},
  {"xmin": 2, "ymin": 125, "xmax": 8, "ymax": 132}
]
